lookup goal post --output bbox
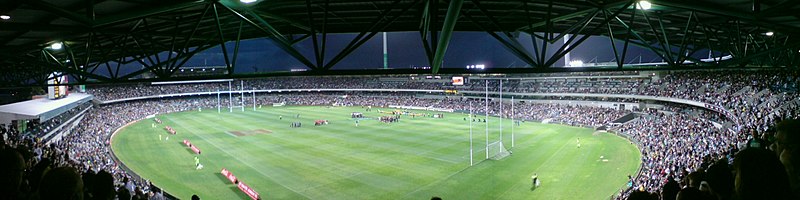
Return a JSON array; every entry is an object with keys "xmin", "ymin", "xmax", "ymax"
[
  {"xmin": 487, "ymin": 141, "xmax": 510, "ymax": 160},
  {"xmin": 473, "ymin": 140, "xmax": 510, "ymax": 161}
]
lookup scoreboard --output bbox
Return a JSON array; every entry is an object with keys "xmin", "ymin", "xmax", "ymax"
[
  {"xmin": 47, "ymin": 72, "xmax": 68, "ymax": 99},
  {"xmin": 452, "ymin": 76, "xmax": 464, "ymax": 85}
]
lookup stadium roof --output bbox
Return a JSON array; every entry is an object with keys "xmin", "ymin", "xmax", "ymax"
[
  {"xmin": 0, "ymin": 93, "xmax": 92, "ymax": 123},
  {"xmin": 1, "ymin": 0, "xmax": 799, "ymax": 87}
]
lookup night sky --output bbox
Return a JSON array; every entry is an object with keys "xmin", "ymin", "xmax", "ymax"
[{"xmin": 125, "ymin": 32, "xmax": 669, "ymax": 74}]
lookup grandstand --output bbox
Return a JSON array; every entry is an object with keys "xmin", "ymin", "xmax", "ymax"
[
  {"xmin": 3, "ymin": 69, "xmax": 798, "ymax": 199},
  {"xmin": 3, "ymin": 1, "xmax": 800, "ymax": 200},
  {"xmin": 0, "ymin": 93, "xmax": 93, "ymax": 142}
]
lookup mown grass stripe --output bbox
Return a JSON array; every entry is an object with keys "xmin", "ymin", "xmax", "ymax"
[
  {"xmin": 113, "ymin": 106, "xmax": 641, "ymax": 200},
  {"xmin": 176, "ymin": 113, "xmax": 417, "ymax": 198}
]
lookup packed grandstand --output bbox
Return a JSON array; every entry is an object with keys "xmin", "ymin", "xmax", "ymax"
[{"xmin": 2, "ymin": 68, "xmax": 799, "ymax": 199}]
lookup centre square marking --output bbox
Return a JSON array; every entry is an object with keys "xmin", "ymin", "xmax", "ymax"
[{"xmin": 226, "ymin": 129, "xmax": 273, "ymax": 137}]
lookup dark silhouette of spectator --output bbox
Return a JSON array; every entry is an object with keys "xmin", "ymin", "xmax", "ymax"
[
  {"xmin": 686, "ymin": 171, "xmax": 706, "ymax": 189},
  {"xmin": 775, "ymin": 119, "xmax": 800, "ymax": 198},
  {"xmin": 431, "ymin": 196, "xmax": 442, "ymax": 200},
  {"xmin": 191, "ymin": 194, "xmax": 200, "ymax": 200},
  {"xmin": 734, "ymin": 148, "xmax": 792, "ymax": 200},
  {"xmin": 705, "ymin": 159, "xmax": 734, "ymax": 200},
  {"xmin": 661, "ymin": 176, "xmax": 680, "ymax": 200},
  {"xmin": 117, "ymin": 187, "xmax": 131, "ymax": 200},
  {"xmin": 676, "ymin": 187, "xmax": 710, "ymax": 200},
  {"xmin": 82, "ymin": 170, "xmax": 96, "ymax": 199},
  {"xmin": 0, "ymin": 149, "xmax": 25, "ymax": 200},
  {"xmin": 93, "ymin": 170, "xmax": 116, "ymax": 200},
  {"xmin": 38, "ymin": 166, "xmax": 84, "ymax": 200},
  {"xmin": 134, "ymin": 187, "xmax": 146, "ymax": 199}
]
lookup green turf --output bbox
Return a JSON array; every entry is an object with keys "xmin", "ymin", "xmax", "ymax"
[{"xmin": 111, "ymin": 106, "xmax": 641, "ymax": 199}]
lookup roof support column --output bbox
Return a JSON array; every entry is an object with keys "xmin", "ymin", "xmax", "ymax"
[
  {"xmin": 430, "ymin": 0, "xmax": 463, "ymax": 74},
  {"xmin": 212, "ymin": 3, "xmax": 234, "ymax": 76}
]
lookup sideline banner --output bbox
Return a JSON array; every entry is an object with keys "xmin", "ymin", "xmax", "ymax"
[
  {"xmin": 165, "ymin": 126, "xmax": 176, "ymax": 134},
  {"xmin": 237, "ymin": 182, "xmax": 260, "ymax": 200},
  {"xmin": 220, "ymin": 168, "xmax": 238, "ymax": 184},
  {"xmin": 183, "ymin": 140, "xmax": 201, "ymax": 154},
  {"xmin": 221, "ymin": 168, "xmax": 261, "ymax": 200}
]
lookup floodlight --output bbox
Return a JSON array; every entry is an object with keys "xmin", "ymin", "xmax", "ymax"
[
  {"xmin": 568, "ymin": 60, "xmax": 584, "ymax": 67},
  {"xmin": 50, "ymin": 42, "xmax": 63, "ymax": 50},
  {"xmin": 636, "ymin": 1, "xmax": 652, "ymax": 10},
  {"xmin": 765, "ymin": 32, "xmax": 774, "ymax": 36},
  {"xmin": 240, "ymin": 0, "xmax": 257, "ymax": 3},
  {"xmin": 0, "ymin": 15, "xmax": 10, "ymax": 20},
  {"xmin": 466, "ymin": 64, "xmax": 486, "ymax": 69}
]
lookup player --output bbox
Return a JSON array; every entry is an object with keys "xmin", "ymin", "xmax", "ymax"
[
  {"xmin": 531, "ymin": 174, "xmax": 539, "ymax": 187},
  {"xmin": 159, "ymin": 134, "xmax": 162, "ymax": 141},
  {"xmin": 577, "ymin": 138, "xmax": 581, "ymax": 148},
  {"xmin": 355, "ymin": 120, "xmax": 359, "ymax": 127},
  {"xmin": 194, "ymin": 156, "xmax": 203, "ymax": 170}
]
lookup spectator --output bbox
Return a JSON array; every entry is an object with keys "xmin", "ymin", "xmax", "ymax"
[
  {"xmin": 0, "ymin": 149, "xmax": 25, "ymax": 200},
  {"xmin": 734, "ymin": 148, "xmax": 791, "ymax": 200},
  {"xmin": 39, "ymin": 166, "xmax": 84, "ymax": 200}
]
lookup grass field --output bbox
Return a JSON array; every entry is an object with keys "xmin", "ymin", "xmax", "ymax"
[{"xmin": 111, "ymin": 106, "xmax": 641, "ymax": 199}]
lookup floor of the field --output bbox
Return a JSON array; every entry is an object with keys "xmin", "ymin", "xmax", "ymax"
[{"xmin": 111, "ymin": 106, "xmax": 641, "ymax": 200}]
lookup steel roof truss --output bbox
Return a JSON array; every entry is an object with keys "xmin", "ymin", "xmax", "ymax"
[
  {"xmin": 220, "ymin": 4, "xmax": 317, "ymax": 70},
  {"xmin": 323, "ymin": 0, "xmax": 421, "ymax": 70}
]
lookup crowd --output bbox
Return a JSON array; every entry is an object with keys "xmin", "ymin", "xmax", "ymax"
[
  {"xmin": 1, "ymin": 96, "xmax": 219, "ymax": 200},
  {"xmin": 1, "ymin": 92, "xmax": 626, "ymax": 200},
  {"xmin": 616, "ymin": 110, "xmax": 737, "ymax": 196},
  {"xmin": 247, "ymin": 93, "xmax": 627, "ymax": 128},
  {"xmin": 2, "ymin": 68, "xmax": 799, "ymax": 200},
  {"xmin": 617, "ymin": 116, "xmax": 799, "ymax": 200},
  {"xmin": 24, "ymin": 102, "xmax": 92, "ymax": 138},
  {"xmin": 87, "ymin": 77, "xmax": 445, "ymax": 101}
]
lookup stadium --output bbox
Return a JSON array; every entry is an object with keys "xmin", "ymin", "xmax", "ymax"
[{"xmin": 1, "ymin": 1, "xmax": 800, "ymax": 200}]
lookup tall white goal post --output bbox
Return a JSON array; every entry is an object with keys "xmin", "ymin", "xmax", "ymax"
[
  {"xmin": 487, "ymin": 141, "xmax": 510, "ymax": 160},
  {"xmin": 472, "ymin": 141, "xmax": 510, "ymax": 161}
]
